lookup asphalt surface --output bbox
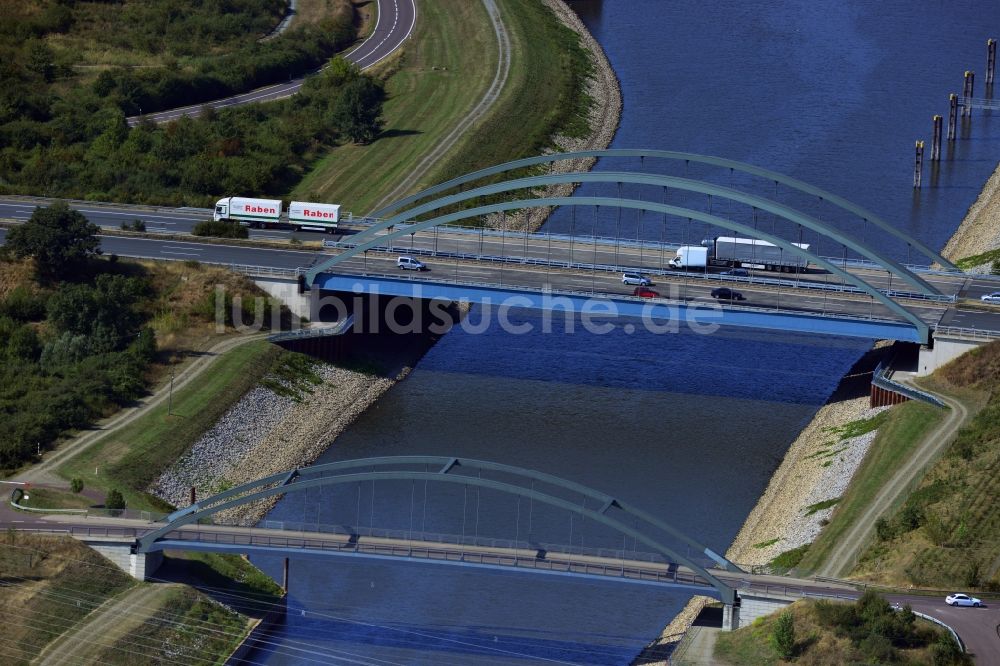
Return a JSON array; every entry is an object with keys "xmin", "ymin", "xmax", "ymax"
[
  {"xmin": 6, "ymin": 197, "xmax": 1000, "ymax": 332},
  {"xmin": 127, "ymin": 0, "xmax": 417, "ymax": 125}
]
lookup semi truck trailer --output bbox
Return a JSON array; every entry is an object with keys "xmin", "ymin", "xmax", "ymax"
[
  {"xmin": 213, "ymin": 197, "xmax": 340, "ymax": 232},
  {"xmin": 669, "ymin": 237, "xmax": 810, "ymax": 272}
]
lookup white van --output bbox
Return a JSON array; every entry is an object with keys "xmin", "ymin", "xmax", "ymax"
[{"xmin": 397, "ymin": 256, "xmax": 427, "ymax": 271}]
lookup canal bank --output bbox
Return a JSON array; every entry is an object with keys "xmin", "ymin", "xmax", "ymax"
[
  {"xmin": 942, "ymin": 160, "xmax": 1000, "ymax": 266},
  {"xmin": 641, "ymin": 157, "xmax": 1000, "ymax": 661}
]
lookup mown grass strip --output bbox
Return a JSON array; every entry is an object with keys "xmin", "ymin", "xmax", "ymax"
[
  {"xmin": 294, "ymin": 0, "xmax": 595, "ymax": 214},
  {"xmin": 58, "ymin": 341, "xmax": 281, "ymax": 512},
  {"xmin": 293, "ymin": 0, "xmax": 498, "ymax": 211},
  {"xmin": 796, "ymin": 401, "xmax": 945, "ymax": 574}
]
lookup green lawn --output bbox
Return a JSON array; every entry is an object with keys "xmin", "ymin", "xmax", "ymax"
[
  {"xmin": 795, "ymin": 401, "xmax": 945, "ymax": 574},
  {"xmin": 294, "ymin": 0, "xmax": 595, "ymax": 215},
  {"xmin": 292, "ymin": 0, "xmax": 499, "ymax": 212},
  {"xmin": 58, "ymin": 341, "xmax": 281, "ymax": 512}
]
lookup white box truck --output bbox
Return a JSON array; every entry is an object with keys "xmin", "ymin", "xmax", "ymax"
[
  {"xmin": 213, "ymin": 197, "xmax": 282, "ymax": 227},
  {"xmin": 288, "ymin": 201, "xmax": 339, "ymax": 232},
  {"xmin": 669, "ymin": 237, "xmax": 810, "ymax": 273},
  {"xmin": 213, "ymin": 197, "xmax": 340, "ymax": 232},
  {"xmin": 668, "ymin": 246, "xmax": 708, "ymax": 269}
]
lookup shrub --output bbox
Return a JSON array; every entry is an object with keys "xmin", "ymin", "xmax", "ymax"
[
  {"xmin": 120, "ymin": 219, "xmax": 146, "ymax": 232},
  {"xmin": 105, "ymin": 489, "xmax": 126, "ymax": 511},
  {"xmin": 4, "ymin": 202, "xmax": 100, "ymax": 280},
  {"xmin": 70, "ymin": 478, "xmax": 84, "ymax": 493},
  {"xmin": 192, "ymin": 220, "xmax": 249, "ymax": 239},
  {"xmin": 0, "ymin": 286, "xmax": 47, "ymax": 321},
  {"xmin": 770, "ymin": 610, "xmax": 795, "ymax": 658}
]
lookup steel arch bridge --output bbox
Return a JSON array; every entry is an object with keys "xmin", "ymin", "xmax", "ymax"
[
  {"xmin": 367, "ymin": 148, "xmax": 956, "ymax": 271},
  {"xmin": 305, "ymin": 150, "xmax": 949, "ymax": 344},
  {"xmin": 139, "ymin": 456, "xmax": 743, "ymax": 604}
]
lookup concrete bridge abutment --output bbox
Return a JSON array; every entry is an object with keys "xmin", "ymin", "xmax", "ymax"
[
  {"xmin": 82, "ymin": 537, "xmax": 163, "ymax": 580},
  {"xmin": 723, "ymin": 592, "xmax": 797, "ymax": 630}
]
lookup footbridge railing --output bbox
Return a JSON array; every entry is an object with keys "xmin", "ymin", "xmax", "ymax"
[{"xmin": 139, "ymin": 456, "xmax": 744, "ymax": 604}]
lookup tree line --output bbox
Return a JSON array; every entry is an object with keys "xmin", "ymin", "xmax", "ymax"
[{"xmin": 0, "ymin": 204, "xmax": 156, "ymax": 471}]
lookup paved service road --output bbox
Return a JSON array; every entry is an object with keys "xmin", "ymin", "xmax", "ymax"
[{"xmin": 129, "ymin": 0, "xmax": 417, "ymax": 125}]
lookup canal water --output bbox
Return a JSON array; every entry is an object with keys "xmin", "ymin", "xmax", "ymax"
[{"xmin": 250, "ymin": 2, "xmax": 1000, "ymax": 663}]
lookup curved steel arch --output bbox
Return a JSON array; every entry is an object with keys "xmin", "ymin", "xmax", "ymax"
[
  {"xmin": 311, "ymin": 195, "xmax": 929, "ymax": 342},
  {"xmin": 367, "ymin": 149, "xmax": 956, "ymax": 270},
  {"xmin": 139, "ymin": 456, "xmax": 739, "ymax": 603},
  {"xmin": 350, "ymin": 171, "xmax": 936, "ymax": 295}
]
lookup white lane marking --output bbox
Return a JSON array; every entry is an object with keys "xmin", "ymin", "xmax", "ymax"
[
  {"xmin": 344, "ymin": 0, "xmax": 384, "ymax": 63},
  {"xmin": 160, "ymin": 250, "xmax": 202, "ymax": 256},
  {"xmin": 97, "ymin": 234, "xmax": 325, "ymax": 256},
  {"xmin": 357, "ymin": 0, "xmax": 416, "ymax": 70},
  {"xmin": 77, "ymin": 209, "xmax": 201, "ymax": 221},
  {"xmin": 353, "ymin": 0, "xmax": 400, "ymax": 66}
]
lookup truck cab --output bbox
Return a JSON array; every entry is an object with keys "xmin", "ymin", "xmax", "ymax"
[{"xmin": 213, "ymin": 198, "xmax": 229, "ymax": 222}]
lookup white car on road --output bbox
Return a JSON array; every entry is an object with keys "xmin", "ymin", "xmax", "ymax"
[
  {"xmin": 397, "ymin": 256, "xmax": 427, "ymax": 271},
  {"xmin": 981, "ymin": 292, "xmax": 1000, "ymax": 303},
  {"xmin": 622, "ymin": 272, "xmax": 651, "ymax": 286},
  {"xmin": 945, "ymin": 593, "xmax": 982, "ymax": 607}
]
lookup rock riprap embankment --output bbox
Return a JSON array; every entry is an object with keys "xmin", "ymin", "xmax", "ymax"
[
  {"xmin": 726, "ymin": 397, "xmax": 889, "ymax": 566},
  {"xmin": 152, "ymin": 387, "xmax": 295, "ymax": 506},
  {"xmin": 152, "ymin": 363, "xmax": 394, "ymax": 524}
]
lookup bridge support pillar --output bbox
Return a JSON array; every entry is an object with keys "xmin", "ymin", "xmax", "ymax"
[
  {"xmin": 722, "ymin": 602, "xmax": 740, "ymax": 631},
  {"xmin": 83, "ymin": 539, "xmax": 163, "ymax": 580}
]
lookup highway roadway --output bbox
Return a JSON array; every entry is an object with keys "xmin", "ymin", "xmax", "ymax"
[
  {"xmin": 127, "ymin": 0, "xmax": 417, "ymax": 125},
  {"xmin": 6, "ymin": 197, "xmax": 1000, "ymax": 332}
]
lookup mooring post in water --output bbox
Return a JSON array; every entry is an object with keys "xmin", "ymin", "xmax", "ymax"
[
  {"xmin": 931, "ymin": 115, "xmax": 942, "ymax": 160},
  {"xmin": 948, "ymin": 94, "xmax": 959, "ymax": 140},
  {"xmin": 987, "ymin": 38, "xmax": 997, "ymax": 86},
  {"xmin": 913, "ymin": 140, "xmax": 924, "ymax": 189},
  {"xmin": 962, "ymin": 71, "xmax": 975, "ymax": 116}
]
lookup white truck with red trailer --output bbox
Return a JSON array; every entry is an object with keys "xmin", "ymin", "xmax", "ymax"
[{"xmin": 213, "ymin": 197, "xmax": 340, "ymax": 232}]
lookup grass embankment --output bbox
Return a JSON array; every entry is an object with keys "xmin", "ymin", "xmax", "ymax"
[
  {"xmin": 0, "ymin": 534, "xmax": 254, "ymax": 666},
  {"xmin": 295, "ymin": 0, "xmax": 595, "ymax": 214},
  {"xmin": 58, "ymin": 340, "xmax": 281, "ymax": 513},
  {"xmin": 0, "ymin": 251, "xmax": 290, "ymax": 476},
  {"xmin": 293, "ymin": 0, "xmax": 499, "ymax": 210},
  {"xmin": 714, "ymin": 594, "xmax": 968, "ymax": 666},
  {"xmin": 793, "ymin": 402, "xmax": 945, "ymax": 574},
  {"xmin": 850, "ymin": 343, "xmax": 1000, "ymax": 589}
]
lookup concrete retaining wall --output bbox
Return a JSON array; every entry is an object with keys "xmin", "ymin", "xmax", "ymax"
[{"xmin": 917, "ymin": 337, "xmax": 983, "ymax": 376}]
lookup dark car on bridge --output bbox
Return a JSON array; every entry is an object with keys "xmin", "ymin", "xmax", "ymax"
[{"xmin": 711, "ymin": 287, "xmax": 746, "ymax": 301}]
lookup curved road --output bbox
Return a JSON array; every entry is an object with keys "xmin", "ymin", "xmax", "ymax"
[
  {"xmin": 368, "ymin": 0, "xmax": 511, "ymax": 213},
  {"xmin": 129, "ymin": 0, "xmax": 417, "ymax": 126}
]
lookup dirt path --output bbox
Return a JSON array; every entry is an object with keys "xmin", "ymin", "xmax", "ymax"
[
  {"xmin": 13, "ymin": 333, "xmax": 268, "ymax": 487},
  {"xmin": 367, "ymin": 0, "xmax": 511, "ymax": 214},
  {"xmin": 33, "ymin": 584, "xmax": 176, "ymax": 665},
  {"xmin": 817, "ymin": 390, "xmax": 971, "ymax": 577}
]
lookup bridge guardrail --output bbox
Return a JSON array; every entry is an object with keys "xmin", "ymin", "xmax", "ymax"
[
  {"xmin": 327, "ymin": 241, "xmax": 956, "ymax": 303},
  {"xmin": 336, "ymin": 220, "xmax": 974, "ymax": 277},
  {"xmin": 933, "ymin": 325, "xmax": 1000, "ymax": 341},
  {"xmin": 872, "ymin": 360, "xmax": 947, "ymax": 409},
  {"xmin": 118, "ymin": 253, "xmax": 306, "ymax": 278},
  {"xmin": 321, "ymin": 269, "xmax": 919, "ymax": 327},
  {"xmin": 159, "ymin": 526, "xmax": 717, "ymax": 588},
  {"xmin": 266, "ymin": 315, "xmax": 355, "ymax": 343}
]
